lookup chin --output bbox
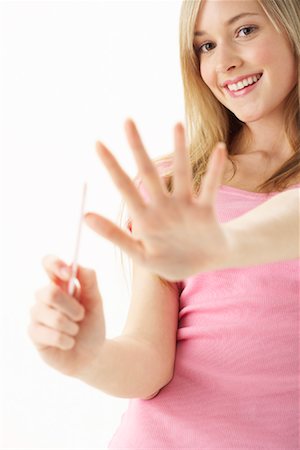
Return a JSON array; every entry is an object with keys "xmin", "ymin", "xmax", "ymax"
[{"xmin": 231, "ymin": 110, "xmax": 264, "ymax": 123}]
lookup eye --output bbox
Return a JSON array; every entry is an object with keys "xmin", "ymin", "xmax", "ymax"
[
  {"xmin": 237, "ymin": 25, "xmax": 257, "ymax": 37},
  {"xmin": 194, "ymin": 41, "xmax": 215, "ymax": 55},
  {"xmin": 194, "ymin": 25, "xmax": 258, "ymax": 56}
]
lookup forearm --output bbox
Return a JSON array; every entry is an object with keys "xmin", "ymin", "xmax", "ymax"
[
  {"xmin": 75, "ymin": 335, "xmax": 171, "ymax": 399},
  {"xmin": 222, "ymin": 188, "xmax": 300, "ymax": 268}
]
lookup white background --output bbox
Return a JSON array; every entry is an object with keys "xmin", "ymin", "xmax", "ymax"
[{"xmin": 0, "ymin": 1, "xmax": 183, "ymax": 448}]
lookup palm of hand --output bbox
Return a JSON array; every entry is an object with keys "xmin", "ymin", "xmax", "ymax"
[{"xmin": 84, "ymin": 120, "xmax": 230, "ymax": 281}]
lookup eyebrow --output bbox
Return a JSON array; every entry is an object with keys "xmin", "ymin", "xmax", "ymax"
[{"xmin": 194, "ymin": 12, "xmax": 260, "ymax": 37}]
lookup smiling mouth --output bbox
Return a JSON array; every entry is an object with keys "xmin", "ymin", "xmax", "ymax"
[{"xmin": 225, "ymin": 73, "xmax": 263, "ymax": 92}]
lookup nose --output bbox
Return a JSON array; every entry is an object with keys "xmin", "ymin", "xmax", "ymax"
[{"xmin": 215, "ymin": 43, "xmax": 242, "ymax": 73}]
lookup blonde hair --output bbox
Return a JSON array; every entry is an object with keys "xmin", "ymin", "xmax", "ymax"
[{"xmin": 117, "ymin": 0, "xmax": 300, "ymax": 291}]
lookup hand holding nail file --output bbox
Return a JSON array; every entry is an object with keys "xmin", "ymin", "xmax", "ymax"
[{"xmin": 68, "ymin": 182, "xmax": 88, "ymax": 296}]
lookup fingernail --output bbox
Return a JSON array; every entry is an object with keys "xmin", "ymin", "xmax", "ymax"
[
  {"xmin": 218, "ymin": 142, "xmax": 227, "ymax": 152},
  {"xmin": 59, "ymin": 267, "xmax": 71, "ymax": 280},
  {"xmin": 84, "ymin": 214, "xmax": 95, "ymax": 225}
]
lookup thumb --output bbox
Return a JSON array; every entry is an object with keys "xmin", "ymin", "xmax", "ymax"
[
  {"xmin": 199, "ymin": 142, "xmax": 227, "ymax": 207},
  {"xmin": 74, "ymin": 265, "xmax": 102, "ymax": 310}
]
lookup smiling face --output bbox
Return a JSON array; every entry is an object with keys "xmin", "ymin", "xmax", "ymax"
[{"xmin": 194, "ymin": 0, "xmax": 297, "ymax": 124}]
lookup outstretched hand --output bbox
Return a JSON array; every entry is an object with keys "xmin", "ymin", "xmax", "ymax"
[{"xmin": 84, "ymin": 119, "xmax": 231, "ymax": 281}]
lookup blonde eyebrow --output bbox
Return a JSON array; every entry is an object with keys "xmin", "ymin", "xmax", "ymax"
[{"xmin": 194, "ymin": 12, "xmax": 260, "ymax": 37}]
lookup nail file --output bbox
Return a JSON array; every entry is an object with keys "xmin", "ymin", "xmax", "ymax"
[{"xmin": 68, "ymin": 182, "xmax": 87, "ymax": 296}]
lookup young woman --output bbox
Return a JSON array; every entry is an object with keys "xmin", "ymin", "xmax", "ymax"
[{"xmin": 29, "ymin": 0, "xmax": 299, "ymax": 448}]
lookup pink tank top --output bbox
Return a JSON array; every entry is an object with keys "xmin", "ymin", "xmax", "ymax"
[{"xmin": 108, "ymin": 176, "xmax": 300, "ymax": 449}]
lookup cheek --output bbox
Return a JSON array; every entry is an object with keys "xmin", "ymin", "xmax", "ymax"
[
  {"xmin": 246, "ymin": 41, "xmax": 272, "ymax": 66},
  {"xmin": 249, "ymin": 37, "xmax": 294, "ymax": 73},
  {"xmin": 200, "ymin": 62, "xmax": 214, "ymax": 88},
  {"xmin": 254, "ymin": 41, "xmax": 297, "ymax": 88}
]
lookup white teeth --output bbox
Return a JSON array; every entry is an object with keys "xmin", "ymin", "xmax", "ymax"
[{"xmin": 227, "ymin": 74, "xmax": 262, "ymax": 91}]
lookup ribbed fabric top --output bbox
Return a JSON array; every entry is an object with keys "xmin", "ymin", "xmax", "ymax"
[{"xmin": 108, "ymin": 177, "xmax": 300, "ymax": 449}]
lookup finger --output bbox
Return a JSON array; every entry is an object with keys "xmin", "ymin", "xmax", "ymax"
[
  {"xmin": 42, "ymin": 255, "xmax": 81, "ymax": 298},
  {"xmin": 84, "ymin": 212, "xmax": 146, "ymax": 265},
  {"xmin": 28, "ymin": 322, "xmax": 75, "ymax": 351},
  {"xmin": 172, "ymin": 123, "xmax": 193, "ymax": 200},
  {"xmin": 95, "ymin": 141, "xmax": 146, "ymax": 216},
  {"xmin": 35, "ymin": 284, "xmax": 85, "ymax": 322},
  {"xmin": 42, "ymin": 254, "xmax": 72, "ymax": 282},
  {"xmin": 199, "ymin": 142, "xmax": 227, "ymax": 207},
  {"xmin": 124, "ymin": 118, "xmax": 169, "ymax": 200},
  {"xmin": 31, "ymin": 303, "xmax": 80, "ymax": 337}
]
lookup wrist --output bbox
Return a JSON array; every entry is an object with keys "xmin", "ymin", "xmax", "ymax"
[
  {"xmin": 202, "ymin": 223, "xmax": 237, "ymax": 273},
  {"xmin": 218, "ymin": 223, "xmax": 238, "ymax": 270},
  {"xmin": 74, "ymin": 338, "xmax": 107, "ymax": 384}
]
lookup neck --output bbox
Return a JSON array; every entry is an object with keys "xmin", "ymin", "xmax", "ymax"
[{"xmin": 231, "ymin": 114, "xmax": 296, "ymax": 163}]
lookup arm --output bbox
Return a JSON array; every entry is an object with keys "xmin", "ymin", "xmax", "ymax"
[
  {"xmin": 222, "ymin": 188, "xmax": 300, "ymax": 269},
  {"xmin": 76, "ymin": 262, "xmax": 179, "ymax": 399},
  {"xmin": 78, "ymin": 333, "xmax": 172, "ymax": 399}
]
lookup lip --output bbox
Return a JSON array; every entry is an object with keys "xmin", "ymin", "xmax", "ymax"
[
  {"xmin": 221, "ymin": 72, "xmax": 263, "ymax": 88},
  {"xmin": 224, "ymin": 74, "xmax": 263, "ymax": 98}
]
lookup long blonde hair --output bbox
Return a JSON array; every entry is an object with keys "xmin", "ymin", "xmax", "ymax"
[{"xmin": 117, "ymin": 0, "xmax": 300, "ymax": 291}]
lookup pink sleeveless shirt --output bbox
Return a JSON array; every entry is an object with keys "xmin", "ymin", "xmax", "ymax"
[{"xmin": 108, "ymin": 178, "xmax": 300, "ymax": 449}]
